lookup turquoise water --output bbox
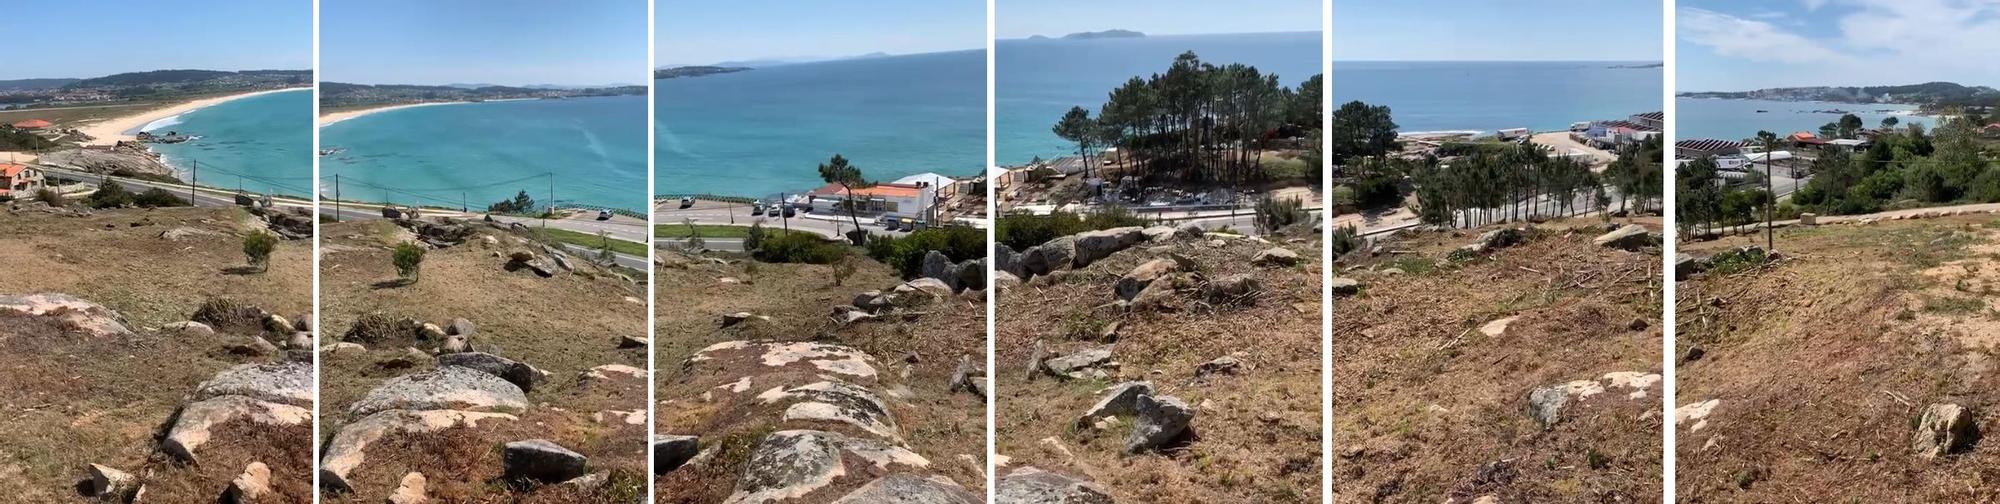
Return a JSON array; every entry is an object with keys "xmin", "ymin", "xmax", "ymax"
[
  {"xmin": 143, "ymin": 89, "xmax": 312, "ymax": 197},
  {"xmin": 656, "ymin": 49, "xmax": 985, "ymax": 198},
  {"xmin": 321, "ymin": 95, "xmax": 648, "ymax": 212},
  {"xmin": 996, "ymin": 32, "xmax": 1324, "ymax": 166},
  {"xmin": 1331, "ymin": 61, "xmax": 1663, "ymax": 133},
  {"xmin": 1676, "ymin": 97, "xmax": 1933, "ymax": 142}
]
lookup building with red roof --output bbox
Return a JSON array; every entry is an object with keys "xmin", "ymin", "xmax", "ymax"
[
  {"xmin": 0, "ymin": 163, "xmax": 45, "ymax": 199},
  {"xmin": 10, "ymin": 119, "xmax": 52, "ymax": 130}
]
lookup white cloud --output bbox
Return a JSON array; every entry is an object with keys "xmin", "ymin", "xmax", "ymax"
[
  {"xmin": 1802, "ymin": 0, "xmax": 1831, "ymax": 11},
  {"xmin": 1677, "ymin": 7, "xmax": 1850, "ymax": 64}
]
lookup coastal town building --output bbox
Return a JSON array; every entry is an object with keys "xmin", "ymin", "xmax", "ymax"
[
  {"xmin": 10, "ymin": 119, "xmax": 51, "ymax": 130},
  {"xmin": 1675, "ymin": 139, "xmax": 1752, "ymax": 170},
  {"xmin": 1577, "ymin": 111, "xmax": 1664, "ymax": 149},
  {"xmin": 0, "ymin": 163, "xmax": 45, "ymax": 199},
  {"xmin": 806, "ymin": 181, "xmax": 935, "ymax": 220}
]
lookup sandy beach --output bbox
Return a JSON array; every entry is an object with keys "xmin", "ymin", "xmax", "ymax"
[
  {"xmin": 317, "ymin": 101, "xmax": 461, "ymax": 126},
  {"xmin": 317, "ymin": 97, "xmax": 547, "ymax": 126},
  {"xmin": 76, "ymin": 87, "xmax": 307, "ymax": 146}
]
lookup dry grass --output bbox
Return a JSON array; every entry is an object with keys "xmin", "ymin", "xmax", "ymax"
[
  {"xmin": 0, "ymin": 206, "xmax": 309, "ymax": 501},
  {"xmin": 1677, "ymin": 216, "xmax": 2000, "ymax": 501},
  {"xmin": 653, "ymin": 252, "xmax": 989, "ymax": 501},
  {"xmin": 995, "ymin": 233, "xmax": 1324, "ymax": 503},
  {"xmin": 319, "ymin": 219, "xmax": 647, "ymax": 500},
  {"xmin": 1333, "ymin": 220, "xmax": 1663, "ymax": 503}
]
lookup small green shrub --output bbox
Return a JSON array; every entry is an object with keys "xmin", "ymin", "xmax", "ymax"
[
  {"xmin": 242, "ymin": 231, "xmax": 276, "ymax": 272},
  {"xmin": 755, "ymin": 233, "xmax": 848, "ymax": 264},
  {"xmin": 134, "ymin": 188, "xmax": 190, "ymax": 207},
  {"xmin": 866, "ymin": 225, "xmax": 985, "ymax": 278},
  {"xmin": 392, "ymin": 242, "xmax": 425, "ymax": 283}
]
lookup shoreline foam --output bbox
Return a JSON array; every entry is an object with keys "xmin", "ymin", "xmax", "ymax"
[{"xmin": 77, "ymin": 87, "xmax": 307, "ymax": 146}]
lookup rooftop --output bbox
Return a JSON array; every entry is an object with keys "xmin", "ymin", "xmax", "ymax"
[{"xmin": 809, "ymin": 182, "xmax": 925, "ymax": 199}]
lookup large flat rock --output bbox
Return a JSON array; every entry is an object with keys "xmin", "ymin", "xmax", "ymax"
[
  {"xmin": 349, "ymin": 366, "xmax": 529, "ymax": 417},
  {"xmin": 724, "ymin": 430, "xmax": 930, "ymax": 504},
  {"xmin": 192, "ymin": 361, "xmax": 314, "ymax": 408},
  {"xmin": 162, "ymin": 395, "xmax": 312, "ymax": 463},
  {"xmin": 0, "ymin": 293, "xmax": 130, "ymax": 336},
  {"xmin": 319, "ymin": 409, "xmax": 518, "ymax": 493}
]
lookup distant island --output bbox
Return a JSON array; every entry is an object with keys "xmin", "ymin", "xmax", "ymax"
[
  {"xmin": 0, "ymin": 69, "xmax": 310, "ymax": 108},
  {"xmin": 1679, "ymin": 81, "xmax": 2000, "ymax": 108},
  {"xmin": 655, "ymin": 66, "xmax": 753, "ymax": 79},
  {"xmin": 1608, "ymin": 63, "xmax": 1664, "ymax": 69},
  {"xmin": 1040, "ymin": 29, "xmax": 1146, "ymax": 40},
  {"xmin": 318, "ymin": 82, "xmax": 645, "ymax": 110}
]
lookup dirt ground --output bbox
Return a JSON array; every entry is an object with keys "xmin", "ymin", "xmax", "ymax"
[
  {"xmin": 0, "ymin": 206, "xmax": 311, "ymax": 502},
  {"xmin": 1333, "ymin": 218, "xmax": 1664, "ymax": 503},
  {"xmin": 319, "ymin": 219, "xmax": 648, "ymax": 502},
  {"xmin": 1678, "ymin": 215, "xmax": 2000, "ymax": 501},
  {"xmin": 995, "ymin": 231, "xmax": 1325, "ymax": 502},
  {"xmin": 652, "ymin": 251, "xmax": 990, "ymax": 501}
]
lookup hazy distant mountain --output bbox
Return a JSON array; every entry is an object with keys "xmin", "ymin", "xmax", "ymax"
[
  {"xmin": 0, "ymin": 78, "xmax": 80, "ymax": 91},
  {"xmin": 655, "ymin": 66, "xmax": 752, "ymax": 79},
  {"xmin": 706, "ymin": 51, "xmax": 895, "ymax": 68},
  {"xmin": 1062, "ymin": 29, "xmax": 1146, "ymax": 40},
  {"xmin": 1679, "ymin": 82, "xmax": 2000, "ymax": 106},
  {"xmin": 320, "ymin": 81, "xmax": 645, "ymax": 108}
]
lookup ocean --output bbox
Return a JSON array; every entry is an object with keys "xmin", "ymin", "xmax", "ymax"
[
  {"xmin": 320, "ymin": 95, "xmax": 648, "ymax": 212},
  {"xmin": 143, "ymin": 89, "xmax": 312, "ymax": 198},
  {"xmin": 1330, "ymin": 61, "xmax": 1663, "ymax": 134},
  {"xmin": 1675, "ymin": 98, "xmax": 1934, "ymax": 142},
  {"xmin": 996, "ymin": 32, "xmax": 1324, "ymax": 166},
  {"xmin": 656, "ymin": 49, "xmax": 986, "ymax": 198}
]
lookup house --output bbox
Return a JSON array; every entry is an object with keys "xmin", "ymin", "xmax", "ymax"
[
  {"xmin": 806, "ymin": 181, "xmax": 935, "ymax": 220},
  {"xmin": 1629, "ymin": 111, "xmax": 1665, "ymax": 131},
  {"xmin": 1675, "ymin": 139, "xmax": 1743, "ymax": 159},
  {"xmin": 0, "ymin": 163, "xmax": 44, "ymax": 199},
  {"xmin": 10, "ymin": 119, "xmax": 51, "ymax": 130},
  {"xmin": 1827, "ymin": 138, "xmax": 1870, "ymax": 152},
  {"xmin": 892, "ymin": 172, "xmax": 962, "ymax": 203},
  {"xmin": 1789, "ymin": 131, "xmax": 1827, "ymax": 146}
]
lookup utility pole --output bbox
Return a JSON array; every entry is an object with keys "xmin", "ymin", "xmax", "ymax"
[
  {"xmin": 779, "ymin": 192, "xmax": 789, "ymax": 233},
  {"xmin": 334, "ymin": 174, "xmax": 341, "ymax": 223},
  {"xmin": 462, "ymin": 191, "xmax": 467, "ymax": 213},
  {"xmin": 545, "ymin": 172, "xmax": 552, "ymax": 231},
  {"xmin": 189, "ymin": 159, "xmax": 198, "ymax": 205}
]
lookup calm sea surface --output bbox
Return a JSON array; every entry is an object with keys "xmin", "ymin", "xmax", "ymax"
[
  {"xmin": 321, "ymin": 95, "xmax": 648, "ymax": 212},
  {"xmin": 656, "ymin": 49, "xmax": 986, "ymax": 198},
  {"xmin": 1675, "ymin": 97, "xmax": 1932, "ymax": 141},
  {"xmin": 144, "ymin": 89, "xmax": 311, "ymax": 197},
  {"xmin": 1331, "ymin": 61, "xmax": 1663, "ymax": 133}
]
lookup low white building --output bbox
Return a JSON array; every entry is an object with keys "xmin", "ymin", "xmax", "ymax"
[{"xmin": 807, "ymin": 181, "xmax": 935, "ymax": 220}]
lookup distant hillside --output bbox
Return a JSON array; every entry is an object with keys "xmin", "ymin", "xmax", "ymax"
[
  {"xmin": 1063, "ymin": 29, "xmax": 1145, "ymax": 40},
  {"xmin": 67, "ymin": 69, "xmax": 310, "ymax": 88},
  {"xmin": 318, "ymin": 81, "xmax": 645, "ymax": 108},
  {"xmin": 654, "ymin": 66, "xmax": 752, "ymax": 79},
  {"xmin": 0, "ymin": 78, "xmax": 80, "ymax": 91},
  {"xmin": 1679, "ymin": 81, "xmax": 2000, "ymax": 106}
]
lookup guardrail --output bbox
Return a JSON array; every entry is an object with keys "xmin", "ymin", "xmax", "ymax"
[{"xmin": 655, "ymin": 193, "xmax": 759, "ymax": 205}]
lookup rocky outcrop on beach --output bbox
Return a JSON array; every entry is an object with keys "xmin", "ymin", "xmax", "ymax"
[{"xmin": 35, "ymin": 143, "xmax": 176, "ymax": 178}]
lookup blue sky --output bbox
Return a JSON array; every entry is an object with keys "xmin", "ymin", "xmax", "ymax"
[
  {"xmin": 1, "ymin": 0, "xmax": 308, "ymax": 80},
  {"xmin": 1333, "ymin": 0, "xmax": 1661, "ymax": 61},
  {"xmin": 323, "ymin": 0, "xmax": 646, "ymax": 86},
  {"xmin": 1679, "ymin": 0, "xmax": 2000, "ymax": 91},
  {"xmin": 998, "ymin": 0, "xmax": 1320, "ymax": 39},
  {"xmin": 660, "ymin": 1, "xmax": 984, "ymax": 66}
]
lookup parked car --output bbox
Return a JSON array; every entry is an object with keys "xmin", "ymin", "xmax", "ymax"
[
  {"xmin": 597, "ymin": 209, "xmax": 613, "ymax": 220},
  {"xmin": 875, "ymin": 215, "xmax": 897, "ymax": 228},
  {"xmin": 781, "ymin": 205, "xmax": 796, "ymax": 218},
  {"xmin": 678, "ymin": 197, "xmax": 693, "ymax": 209},
  {"xmin": 767, "ymin": 206, "xmax": 781, "ymax": 218},
  {"xmin": 897, "ymin": 218, "xmax": 915, "ymax": 232}
]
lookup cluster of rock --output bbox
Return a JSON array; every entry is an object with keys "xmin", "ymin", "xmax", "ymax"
[
  {"xmin": 831, "ymin": 274, "xmax": 972, "ymax": 327},
  {"xmin": 85, "ymin": 362, "xmax": 314, "ymax": 502},
  {"xmin": 384, "ymin": 216, "xmax": 620, "ymax": 279},
  {"xmin": 5, "ymin": 199, "xmax": 94, "ymax": 217},
  {"xmin": 995, "ymin": 224, "xmax": 1199, "ymax": 285},
  {"xmin": 0, "ymin": 293, "xmax": 133, "ymax": 336},
  {"xmin": 1074, "ymin": 381, "xmax": 1196, "ymax": 454},
  {"xmin": 182, "ymin": 298, "xmax": 314, "ymax": 359},
  {"xmin": 36, "ymin": 143, "xmax": 176, "ymax": 178},
  {"xmin": 245, "ymin": 204, "xmax": 314, "ymax": 240},
  {"xmin": 660, "ymin": 340, "xmax": 980, "ymax": 503},
  {"xmin": 321, "ymin": 315, "xmax": 639, "ymax": 497},
  {"xmin": 919, "ymin": 250, "xmax": 988, "ymax": 292}
]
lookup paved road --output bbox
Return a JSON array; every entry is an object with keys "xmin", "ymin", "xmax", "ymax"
[
  {"xmin": 654, "ymin": 199, "xmax": 911, "ymax": 240},
  {"xmin": 320, "ymin": 200, "xmax": 649, "ymax": 270},
  {"xmin": 38, "ymin": 165, "xmax": 311, "ymax": 210}
]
